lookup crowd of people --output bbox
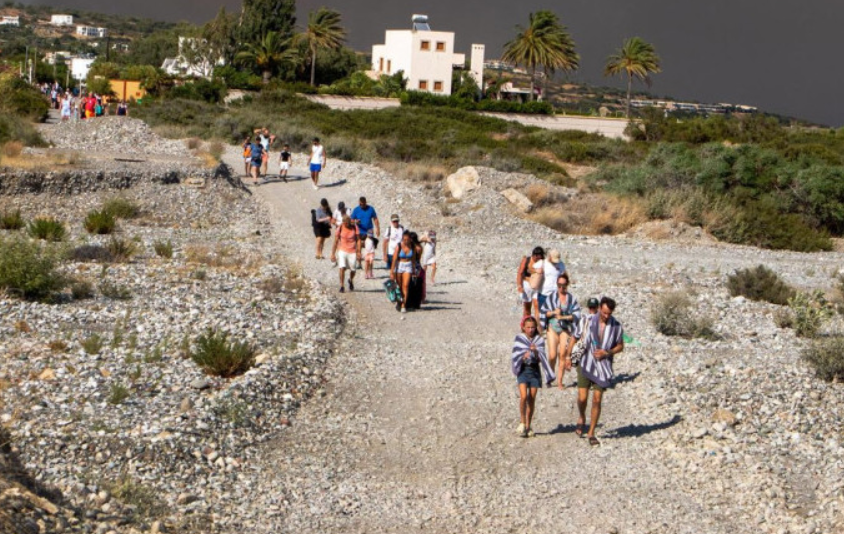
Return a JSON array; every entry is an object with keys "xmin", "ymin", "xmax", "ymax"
[
  {"xmin": 245, "ymin": 131, "xmax": 619, "ymax": 445},
  {"xmin": 511, "ymin": 246, "xmax": 625, "ymax": 446},
  {"xmin": 311, "ymin": 196, "xmax": 437, "ymax": 314},
  {"xmin": 40, "ymin": 82, "xmax": 130, "ymax": 121}
]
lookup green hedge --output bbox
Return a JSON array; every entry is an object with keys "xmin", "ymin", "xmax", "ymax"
[{"xmin": 400, "ymin": 91, "xmax": 553, "ymax": 115}]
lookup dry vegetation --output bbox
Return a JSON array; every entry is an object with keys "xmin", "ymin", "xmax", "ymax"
[
  {"xmin": 528, "ymin": 192, "xmax": 646, "ymax": 235},
  {"xmin": 0, "ymin": 148, "xmax": 82, "ymax": 170}
]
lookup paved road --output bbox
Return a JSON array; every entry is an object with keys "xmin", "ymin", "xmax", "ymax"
[{"xmin": 303, "ymin": 95, "xmax": 630, "ymax": 139}]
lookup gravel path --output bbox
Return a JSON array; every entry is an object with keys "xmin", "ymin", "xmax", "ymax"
[{"xmin": 220, "ymin": 149, "xmax": 844, "ymax": 534}]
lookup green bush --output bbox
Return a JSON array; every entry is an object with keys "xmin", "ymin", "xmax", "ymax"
[
  {"xmin": 84, "ymin": 210, "xmax": 117, "ymax": 235},
  {"xmin": 105, "ymin": 237, "xmax": 138, "ymax": 262},
  {"xmin": 801, "ymin": 336, "xmax": 844, "ymax": 381},
  {"xmin": 81, "ymin": 334, "xmax": 103, "ymax": 355},
  {"xmin": 167, "ymin": 79, "xmax": 227, "ymax": 103},
  {"xmin": 27, "ymin": 218, "xmax": 66, "ymax": 242},
  {"xmin": 102, "ymin": 198, "xmax": 141, "ymax": 219},
  {"xmin": 0, "ymin": 236, "xmax": 65, "ymax": 300},
  {"xmin": 153, "ymin": 240, "xmax": 173, "ymax": 259},
  {"xmin": 651, "ymin": 291, "xmax": 718, "ymax": 339},
  {"xmin": 788, "ymin": 290, "xmax": 835, "ymax": 338},
  {"xmin": 0, "ymin": 209, "xmax": 24, "ymax": 230},
  {"xmin": 100, "ymin": 280, "xmax": 132, "ymax": 300},
  {"xmin": 70, "ymin": 278, "xmax": 94, "ymax": 300},
  {"xmin": 0, "ymin": 73, "xmax": 50, "ymax": 121},
  {"xmin": 727, "ymin": 265, "xmax": 796, "ymax": 305},
  {"xmin": 190, "ymin": 329, "xmax": 256, "ymax": 378}
]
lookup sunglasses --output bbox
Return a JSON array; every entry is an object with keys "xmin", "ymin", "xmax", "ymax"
[{"xmin": 557, "ymin": 284, "xmax": 568, "ymax": 288}]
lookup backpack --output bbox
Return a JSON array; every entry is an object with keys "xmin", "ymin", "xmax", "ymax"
[{"xmin": 310, "ymin": 209, "xmax": 317, "ymax": 229}]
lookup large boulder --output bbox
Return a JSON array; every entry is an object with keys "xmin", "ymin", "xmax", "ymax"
[
  {"xmin": 501, "ymin": 188, "xmax": 534, "ymax": 213},
  {"xmin": 445, "ymin": 166, "xmax": 481, "ymax": 199}
]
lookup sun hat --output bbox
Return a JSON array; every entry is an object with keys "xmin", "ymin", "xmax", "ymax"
[{"xmin": 548, "ymin": 249, "xmax": 561, "ymax": 263}]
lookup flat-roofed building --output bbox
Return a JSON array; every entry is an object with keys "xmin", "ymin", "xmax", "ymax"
[
  {"xmin": 77, "ymin": 25, "xmax": 107, "ymax": 38},
  {"xmin": 371, "ymin": 14, "xmax": 483, "ymax": 95},
  {"xmin": 0, "ymin": 15, "xmax": 20, "ymax": 26},
  {"xmin": 50, "ymin": 14, "xmax": 73, "ymax": 26}
]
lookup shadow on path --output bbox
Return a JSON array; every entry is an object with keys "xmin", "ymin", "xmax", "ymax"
[{"xmin": 602, "ymin": 415, "xmax": 683, "ymax": 439}]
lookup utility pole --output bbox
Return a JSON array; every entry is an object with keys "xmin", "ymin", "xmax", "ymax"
[{"xmin": 24, "ymin": 46, "xmax": 28, "ymax": 81}]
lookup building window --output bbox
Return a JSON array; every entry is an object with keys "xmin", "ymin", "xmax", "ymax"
[
  {"xmin": 420, "ymin": 40, "xmax": 430, "ymax": 51},
  {"xmin": 419, "ymin": 80, "xmax": 428, "ymax": 90},
  {"xmin": 387, "ymin": 60, "xmax": 391, "ymax": 73},
  {"xmin": 379, "ymin": 58, "xmax": 384, "ymax": 72},
  {"xmin": 436, "ymin": 41, "xmax": 445, "ymax": 52},
  {"xmin": 433, "ymin": 81, "xmax": 443, "ymax": 92}
]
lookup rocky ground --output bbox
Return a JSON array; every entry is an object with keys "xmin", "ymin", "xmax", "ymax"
[{"xmin": 1, "ymin": 115, "xmax": 843, "ymax": 534}]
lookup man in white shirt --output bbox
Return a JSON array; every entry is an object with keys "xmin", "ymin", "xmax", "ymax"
[
  {"xmin": 382, "ymin": 214, "xmax": 404, "ymax": 269},
  {"xmin": 309, "ymin": 137, "xmax": 326, "ymax": 190}
]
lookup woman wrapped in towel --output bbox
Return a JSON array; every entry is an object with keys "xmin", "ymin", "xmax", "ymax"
[{"xmin": 511, "ymin": 316, "xmax": 556, "ymax": 438}]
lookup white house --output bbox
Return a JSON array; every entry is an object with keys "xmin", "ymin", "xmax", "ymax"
[
  {"xmin": 50, "ymin": 14, "xmax": 73, "ymax": 26},
  {"xmin": 371, "ymin": 14, "xmax": 484, "ymax": 95},
  {"xmin": 77, "ymin": 26, "xmax": 107, "ymax": 38},
  {"xmin": 0, "ymin": 15, "xmax": 20, "ymax": 26},
  {"xmin": 70, "ymin": 57, "xmax": 95, "ymax": 80},
  {"xmin": 161, "ymin": 36, "xmax": 225, "ymax": 78}
]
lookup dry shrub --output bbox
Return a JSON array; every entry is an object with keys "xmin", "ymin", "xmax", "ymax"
[
  {"xmin": 382, "ymin": 161, "xmax": 450, "ymax": 183},
  {"xmin": 524, "ymin": 183, "xmax": 558, "ymax": 208},
  {"xmin": 184, "ymin": 244, "xmax": 254, "ymax": 270},
  {"xmin": 802, "ymin": 335, "xmax": 844, "ymax": 381},
  {"xmin": 2, "ymin": 141, "xmax": 23, "ymax": 158},
  {"xmin": 206, "ymin": 140, "xmax": 224, "ymax": 161},
  {"xmin": 651, "ymin": 291, "xmax": 718, "ymax": 339},
  {"xmin": 529, "ymin": 193, "xmax": 646, "ymax": 235},
  {"xmin": 185, "ymin": 137, "xmax": 201, "ymax": 150},
  {"xmin": 727, "ymin": 265, "xmax": 795, "ymax": 305}
]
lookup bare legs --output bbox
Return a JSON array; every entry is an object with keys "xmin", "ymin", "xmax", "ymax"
[
  {"xmin": 315, "ymin": 237, "xmax": 326, "ymax": 259},
  {"xmin": 577, "ymin": 387, "xmax": 603, "ymax": 438},
  {"xmin": 398, "ymin": 271, "xmax": 411, "ymax": 311},
  {"xmin": 518, "ymin": 383, "xmax": 538, "ymax": 431}
]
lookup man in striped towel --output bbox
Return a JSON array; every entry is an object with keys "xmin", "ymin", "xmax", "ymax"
[{"xmin": 577, "ymin": 297, "xmax": 625, "ymax": 446}]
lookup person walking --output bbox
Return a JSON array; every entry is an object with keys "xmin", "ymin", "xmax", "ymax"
[
  {"xmin": 249, "ymin": 137, "xmax": 264, "ymax": 184},
  {"xmin": 351, "ymin": 197, "xmax": 379, "ymax": 256},
  {"xmin": 516, "ymin": 247, "xmax": 545, "ymax": 328},
  {"xmin": 278, "ymin": 143, "xmax": 292, "ymax": 183},
  {"xmin": 313, "ymin": 198, "xmax": 333, "ymax": 259},
  {"xmin": 538, "ymin": 249, "xmax": 566, "ymax": 312},
  {"xmin": 570, "ymin": 297, "xmax": 599, "ymax": 368},
  {"xmin": 382, "ymin": 214, "xmax": 404, "ymax": 269},
  {"xmin": 330, "ymin": 215, "xmax": 360, "ymax": 293},
  {"xmin": 577, "ymin": 297, "xmax": 625, "ymax": 446},
  {"xmin": 309, "ymin": 137, "xmax": 326, "ymax": 189},
  {"xmin": 241, "ymin": 136, "xmax": 253, "ymax": 177},
  {"xmin": 539, "ymin": 272, "xmax": 581, "ymax": 385},
  {"xmin": 511, "ymin": 316, "xmax": 556, "ymax": 438},
  {"xmin": 390, "ymin": 233, "xmax": 417, "ymax": 314},
  {"xmin": 332, "ymin": 201, "xmax": 350, "ymax": 229},
  {"xmin": 254, "ymin": 127, "xmax": 275, "ymax": 177}
]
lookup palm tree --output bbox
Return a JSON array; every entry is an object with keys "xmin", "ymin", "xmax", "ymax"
[
  {"xmin": 604, "ymin": 37, "xmax": 662, "ymax": 118},
  {"xmin": 502, "ymin": 11, "xmax": 579, "ymax": 101},
  {"xmin": 298, "ymin": 8, "xmax": 346, "ymax": 86},
  {"xmin": 235, "ymin": 31, "xmax": 294, "ymax": 84}
]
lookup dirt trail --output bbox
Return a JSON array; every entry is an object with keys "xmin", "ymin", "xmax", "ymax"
[{"xmin": 216, "ymin": 151, "xmax": 739, "ymax": 534}]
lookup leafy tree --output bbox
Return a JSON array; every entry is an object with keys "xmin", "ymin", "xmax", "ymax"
[
  {"xmin": 237, "ymin": 0, "xmax": 296, "ymax": 47},
  {"xmin": 235, "ymin": 31, "xmax": 296, "ymax": 84},
  {"xmin": 297, "ymin": 8, "xmax": 346, "ymax": 86},
  {"xmin": 123, "ymin": 29, "xmax": 179, "ymax": 67},
  {"xmin": 604, "ymin": 37, "xmax": 662, "ymax": 118},
  {"xmin": 203, "ymin": 7, "xmax": 237, "ymax": 66},
  {"xmin": 502, "ymin": 10, "xmax": 579, "ymax": 101},
  {"xmin": 452, "ymin": 70, "xmax": 481, "ymax": 100}
]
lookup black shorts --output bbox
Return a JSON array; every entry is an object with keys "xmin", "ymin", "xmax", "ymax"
[{"xmin": 313, "ymin": 224, "xmax": 331, "ymax": 238}]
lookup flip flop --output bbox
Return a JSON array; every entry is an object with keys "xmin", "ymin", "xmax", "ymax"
[
  {"xmin": 574, "ymin": 424, "xmax": 584, "ymax": 437},
  {"xmin": 588, "ymin": 436, "xmax": 600, "ymax": 447}
]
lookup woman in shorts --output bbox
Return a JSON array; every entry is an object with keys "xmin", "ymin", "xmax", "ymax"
[
  {"xmin": 511, "ymin": 316, "xmax": 555, "ymax": 438},
  {"xmin": 390, "ymin": 233, "xmax": 417, "ymax": 314},
  {"xmin": 540, "ymin": 272, "xmax": 581, "ymax": 385},
  {"xmin": 242, "ymin": 136, "xmax": 252, "ymax": 177},
  {"xmin": 516, "ymin": 247, "xmax": 545, "ymax": 328},
  {"xmin": 313, "ymin": 198, "xmax": 333, "ymax": 259}
]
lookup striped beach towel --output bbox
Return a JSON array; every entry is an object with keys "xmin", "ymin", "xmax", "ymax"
[
  {"xmin": 580, "ymin": 314, "xmax": 624, "ymax": 389},
  {"xmin": 539, "ymin": 291, "xmax": 582, "ymax": 335},
  {"xmin": 511, "ymin": 334, "xmax": 556, "ymax": 385}
]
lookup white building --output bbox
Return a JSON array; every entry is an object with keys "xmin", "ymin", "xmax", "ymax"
[
  {"xmin": 77, "ymin": 26, "xmax": 107, "ymax": 38},
  {"xmin": 45, "ymin": 51, "xmax": 71, "ymax": 65},
  {"xmin": 161, "ymin": 36, "xmax": 225, "ymax": 78},
  {"xmin": 371, "ymin": 14, "xmax": 484, "ymax": 95},
  {"xmin": 50, "ymin": 14, "xmax": 73, "ymax": 26},
  {"xmin": 0, "ymin": 15, "xmax": 20, "ymax": 26},
  {"xmin": 70, "ymin": 57, "xmax": 95, "ymax": 80}
]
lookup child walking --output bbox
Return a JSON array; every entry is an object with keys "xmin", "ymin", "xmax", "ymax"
[
  {"xmin": 278, "ymin": 144, "xmax": 292, "ymax": 183},
  {"xmin": 363, "ymin": 231, "xmax": 377, "ymax": 279},
  {"xmin": 511, "ymin": 316, "xmax": 556, "ymax": 438}
]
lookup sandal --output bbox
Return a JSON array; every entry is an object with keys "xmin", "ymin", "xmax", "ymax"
[
  {"xmin": 574, "ymin": 424, "xmax": 584, "ymax": 437},
  {"xmin": 588, "ymin": 436, "xmax": 600, "ymax": 447}
]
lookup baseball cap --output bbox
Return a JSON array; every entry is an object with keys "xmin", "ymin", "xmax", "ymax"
[
  {"xmin": 548, "ymin": 249, "xmax": 561, "ymax": 262},
  {"xmin": 390, "ymin": 214, "xmax": 400, "ymax": 222},
  {"xmin": 587, "ymin": 297, "xmax": 600, "ymax": 308}
]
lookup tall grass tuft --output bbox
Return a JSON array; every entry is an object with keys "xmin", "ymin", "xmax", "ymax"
[
  {"xmin": 190, "ymin": 329, "xmax": 256, "ymax": 378},
  {"xmin": 27, "ymin": 218, "xmax": 66, "ymax": 241}
]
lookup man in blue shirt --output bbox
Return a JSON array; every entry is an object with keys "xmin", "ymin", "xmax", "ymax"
[{"xmin": 351, "ymin": 196, "xmax": 379, "ymax": 256}]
